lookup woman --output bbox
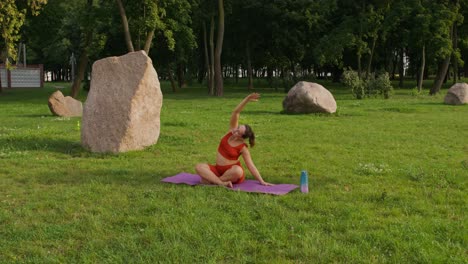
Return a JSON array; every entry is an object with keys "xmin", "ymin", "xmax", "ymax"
[{"xmin": 195, "ymin": 93, "xmax": 273, "ymax": 188}]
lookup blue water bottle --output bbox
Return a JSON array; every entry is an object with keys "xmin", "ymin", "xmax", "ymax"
[{"xmin": 300, "ymin": 170, "xmax": 309, "ymax": 193}]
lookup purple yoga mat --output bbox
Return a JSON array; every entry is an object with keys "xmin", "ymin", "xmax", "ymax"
[{"xmin": 161, "ymin": 172, "xmax": 299, "ymax": 195}]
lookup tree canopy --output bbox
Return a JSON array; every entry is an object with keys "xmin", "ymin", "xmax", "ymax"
[
  {"xmin": 2, "ymin": 0, "xmax": 468, "ymax": 95},
  {"xmin": 0, "ymin": 0, "xmax": 47, "ymax": 66}
]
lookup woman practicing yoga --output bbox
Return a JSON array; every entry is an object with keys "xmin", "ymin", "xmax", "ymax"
[{"xmin": 195, "ymin": 93, "xmax": 273, "ymax": 188}]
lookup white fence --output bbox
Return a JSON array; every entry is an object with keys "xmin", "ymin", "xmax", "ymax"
[{"xmin": 0, "ymin": 65, "xmax": 44, "ymax": 88}]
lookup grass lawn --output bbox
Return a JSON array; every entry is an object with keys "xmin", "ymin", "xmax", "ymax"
[{"xmin": 0, "ymin": 79, "xmax": 466, "ymax": 263}]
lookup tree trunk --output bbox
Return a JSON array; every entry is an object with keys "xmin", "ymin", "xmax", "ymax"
[
  {"xmin": 70, "ymin": 51, "xmax": 89, "ymax": 98},
  {"xmin": 399, "ymin": 48, "xmax": 404, "ymax": 88},
  {"xmin": 246, "ymin": 42, "xmax": 253, "ymax": 90},
  {"xmin": 281, "ymin": 67, "xmax": 291, "ymax": 92},
  {"xmin": 168, "ymin": 68, "xmax": 177, "ymax": 92},
  {"xmin": 214, "ymin": 0, "xmax": 225, "ymax": 97},
  {"xmin": 177, "ymin": 63, "xmax": 186, "ymax": 89},
  {"xmin": 430, "ymin": 24, "xmax": 454, "ymax": 95},
  {"xmin": 417, "ymin": 45, "xmax": 425, "ymax": 92},
  {"xmin": 365, "ymin": 36, "xmax": 377, "ymax": 80},
  {"xmin": 391, "ymin": 51, "xmax": 397, "ymax": 80},
  {"xmin": 203, "ymin": 22, "xmax": 211, "ymax": 93},
  {"xmin": 235, "ymin": 65, "xmax": 239, "ymax": 84},
  {"xmin": 332, "ymin": 66, "xmax": 342, "ymax": 83},
  {"xmin": 209, "ymin": 15, "xmax": 215, "ymax": 95},
  {"xmin": 71, "ymin": 0, "xmax": 93, "ymax": 98},
  {"xmin": 445, "ymin": 66, "xmax": 450, "ymax": 82},
  {"xmin": 290, "ymin": 61, "xmax": 297, "ymax": 83},
  {"xmin": 357, "ymin": 53, "xmax": 362, "ymax": 78},
  {"xmin": 267, "ymin": 67, "xmax": 273, "ymax": 87},
  {"xmin": 116, "ymin": 0, "xmax": 134, "ymax": 52},
  {"xmin": 144, "ymin": 30, "xmax": 155, "ymax": 54},
  {"xmin": 430, "ymin": 57, "xmax": 451, "ymax": 95},
  {"xmin": 452, "ymin": 24, "xmax": 458, "ymax": 84},
  {"xmin": 0, "ymin": 60, "xmax": 3, "ymax": 93}
]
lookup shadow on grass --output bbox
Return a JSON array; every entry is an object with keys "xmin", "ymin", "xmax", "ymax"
[
  {"xmin": 18, "ymin": 114, "xmax": 57, "ymax": 118},
  {"xmin": 414, "ymin": 102, "xmax": 447, "ymax": 106},
  {"xmin": 239, "ymin": 108, "xmax": 341, "ymax": 116},
  {"xmin": 277, "ymin": 110, "xmax": 340, "ymax": 117},
  {"xmin": 0, "ymin": 136, "xmax": 84, "ymax": 155},
  {"xmin": 375, "ymin": 107, "xmax": 420, "ymax": 113},
  {"xmin": 34, "ymin": 166, "xmax": 184, "ymax": 187},
  {"xmin": 242, "ymin": 110, "xmax": 282, "ymax": 115}
]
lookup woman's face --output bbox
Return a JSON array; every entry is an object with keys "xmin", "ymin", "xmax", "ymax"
[{"xmin": 233, "ymin": 125, "xmax": 246, "ymax": 138}]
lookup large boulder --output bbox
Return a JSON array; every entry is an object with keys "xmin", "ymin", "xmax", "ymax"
[
  {"xmin": 81, "ymin": 51, "xmax": 163, "ymax": 153},
  {"xmin": 48, "ymin": 90, "xmax": 83, "ymax": 117},
  {"xmin": 444, "ymin": 83, "xmax": 468, "ymax": 105},
  {"xmin": 283, "ymin": 81, "xmax": 337, "ymax": 114}
]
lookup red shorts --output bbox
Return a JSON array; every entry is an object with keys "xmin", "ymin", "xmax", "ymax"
[{"xmin": 208, "ymin": 161, "xmax": 245, "ymax": 184}]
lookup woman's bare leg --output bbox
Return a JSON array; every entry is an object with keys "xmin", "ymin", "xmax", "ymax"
[
  {"xmin": 219, "ymin": 165, "xmax": 243, "ymax": 183},
  {"xmin": 195, "ymin": 163, "xmax": 233, "ymax": 188}
]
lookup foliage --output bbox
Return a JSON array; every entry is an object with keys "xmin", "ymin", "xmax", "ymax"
[
  {"xmin": 20, "ymin": 0, "xmax": 110, "ymax": 70},
  {"xmin": 342, "ymin": 69, "xmax": 394, "ymax": 99},
  {"xmin": 410, "ymin": 87, "xmax": 423, "ymax": 96},
  {"xmin": 367, "ymin": 72, "xmax": 394, "ymax": 99},
  {"xmin": 0, "ymin": 82, "xmax": 466, "ymax": 262},
  {"xmin": 0, "ymin": 0, "xmax": 47, "ymax": 66},
  {"xmin": 7, "ymin": 0, "xmax": 468, "ymax": 93},
  {"xmin": 341, "ymin": 68, "xmax": 366, "ymax": 99}
]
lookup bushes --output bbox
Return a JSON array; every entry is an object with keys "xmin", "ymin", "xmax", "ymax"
[
  {"xmin": 341, "ymin": 69, "xmax": 366, "ymax": 99},
  {"xmin": 341, "ymin": 68, "xmax": 394, "ymax": 99}
]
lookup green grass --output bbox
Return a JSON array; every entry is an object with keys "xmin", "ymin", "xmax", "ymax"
[{"xmin": 0, "ymin": 80, "xmax": 466, "ymax": 263}]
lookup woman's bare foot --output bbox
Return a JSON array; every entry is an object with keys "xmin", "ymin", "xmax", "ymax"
[
  {"xmin": 200, "ymin": 178, "xmax": 210, "ymax": 184},
  {"xmin": 220, "ymin": 181, "xmax": 233, "ymax": 188},
  {"xmin": 199, "ymin": 178, "xmax": 232, "ymax": 188}
]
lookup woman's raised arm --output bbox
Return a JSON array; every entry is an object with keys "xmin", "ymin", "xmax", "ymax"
[{"xmin": 229, "ymin": 93, "xmax": 260, "ymax": 130}]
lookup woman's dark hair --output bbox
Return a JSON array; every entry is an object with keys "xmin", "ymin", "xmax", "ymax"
[{"xmin": 242, "ymin": 124, "xmax": 255, "ymax": 148}]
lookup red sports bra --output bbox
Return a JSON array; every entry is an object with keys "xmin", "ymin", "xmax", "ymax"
[{"xmin": 217, "ymin": 132, "xmax": 247, "ymax": 160}]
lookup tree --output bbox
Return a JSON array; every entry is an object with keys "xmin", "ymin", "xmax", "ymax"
[
  {"xmin": 116, "ymin": 0, "xmax": 190, "ymax": 55},
  {"xmin": 383, "ymin": 0, "xmax": 413, "ymax": 87},
  {"xmin": 115, "ymin": 0, "xmax": 134, "ymax": 52},
  {"xmin": 0, "ymin": 0, "xmax": 48, "ymax": 64},
  {"xmin": 194, "ymin": 0, "xmax": 219, "ymax": 95},
  {"xmin": 70, "ymin": 0, "xmax": 95, "ymax": 98},
  {"xmin": 214, "ymin": 0, "xmax": 225, "ymax": 96},
  {"xmin": 140, "ymin": 0, "xmax": 196, "ymax": 92},
  {"xmin": 363, "ymin": 5, "xmax": 387, "ymax": 80},
  {"xmin": 429, "ymin": 0, "xmax": 460, "ymax": 95},
  {"xmin": 126, "ymin": 0, "xmax": 179, "ymax": 54},
  {"xmin": 13, "ymin": 0, "xmax": 468, "ymax": 97},
  {"xmin": 410, "ymin": 0, "xmax": 432, "ymax": 92},
  {"xmin": 113, "ymin": 0, "xmax": 196, "ymax": 93},
  {"xmin": 456, "ymin": 0, "xmax": 468, "ymax": 79},
  {"xmin": 0, "ymin": 0, "xmax": 47, "ymax": 92},
  {"xmin": 314, "ymin": 1, "xmax": 392, "ymax": 81}
]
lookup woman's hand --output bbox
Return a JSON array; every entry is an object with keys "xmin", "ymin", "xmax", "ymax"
[
  {"xmin": 231, "ymin": 93, "xmax": 260, "ymax": 128},
  {"xmin": 260, "ymin": 181, "xmax": 274, "ymax": 186},
  {"xmin": 246, "ymin": 93, "xmax": 260, "ymax": 102}
]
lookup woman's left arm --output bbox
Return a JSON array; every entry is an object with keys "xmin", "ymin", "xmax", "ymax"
[{"xmin": 241, "ymin": 147, "xmax": 274, "ymax": 186}]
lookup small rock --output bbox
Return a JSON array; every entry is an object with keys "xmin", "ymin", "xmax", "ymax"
[{"xmin": 48, "ymin": 90, "xmax": 82, "ymax": 117}]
